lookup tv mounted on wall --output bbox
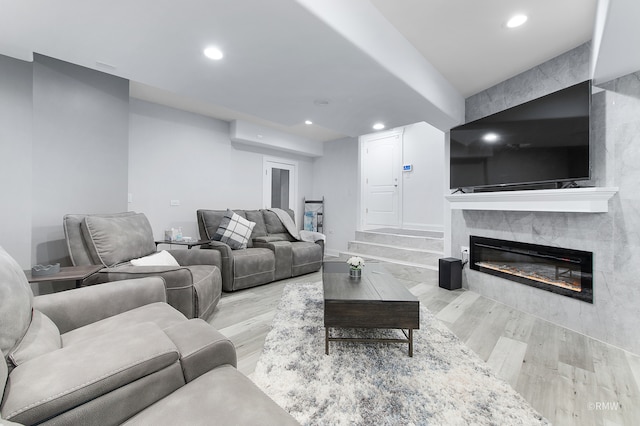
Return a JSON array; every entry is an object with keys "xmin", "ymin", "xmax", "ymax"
[{"xmin": 449, "ymin": 80, "xmax": 591, "ymax": 191}]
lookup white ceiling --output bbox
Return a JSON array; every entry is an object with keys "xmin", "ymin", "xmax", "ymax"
[
  {"xmin": 370, "ymin": 0, "xmax": 597, "ymax": 97},
  {"xmin": 0, "ymin": 0, "xmax": 636, "ymax": 143}
]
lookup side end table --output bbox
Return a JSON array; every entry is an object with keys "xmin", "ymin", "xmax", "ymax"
[
  {"xmin": 155, "ymin": 240, "xmax": 209, "ymax": 249},
  {"xmin": 24, "ymin": 265, "xmax": 103, "ymax": 289}
]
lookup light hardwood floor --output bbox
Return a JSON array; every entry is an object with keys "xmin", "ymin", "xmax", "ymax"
[{"xmin": 208, "ymin": 262, "xmax": 640, "ymax": 426}]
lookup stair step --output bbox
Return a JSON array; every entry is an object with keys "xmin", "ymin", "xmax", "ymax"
[
  {"xmin": 339, "ymin": 251, "xmax": 439, "ymax": 271},
  {"xmin": 346, "ymin": 241, "xmax": 442, "ymax": 268},
  {"xmin": 367, "ymin": 227, "xmax": 443, "ymax": 239},
  {"xmin": 356, "ymin": 231, "xmax": 444, "ymax": 251}
]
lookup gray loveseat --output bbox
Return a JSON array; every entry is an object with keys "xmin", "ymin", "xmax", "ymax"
[
  {"xmin": 197, "ymin": 209, "xmax": 323, "ymax": 291},
  {"xmin": 64, "ymin": 212, "xmax": 222, "ymax": 319},
  {"xmin": 0, "ymin": 246, "xmax": 298, "ymax": 425}
]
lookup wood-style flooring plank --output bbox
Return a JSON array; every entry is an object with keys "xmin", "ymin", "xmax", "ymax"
[
  {"xmin": 487, "ymin": 336, "xmax": 528, "ymax": 387},
  {"xmin": 515, "ymin": 361, "xmax": 561, "ymax": 423},
  {"xmin": 463, "ymin": 302, "xmax": 513, "ymax": 361},
  {"xmin": 435, "ymin": 290, "xmax": 481, "ymax": 324},
  {"xmin": 447, "ymin": 296, "xmax": 495, "ymax": 343},
  {"xmin": 559, "ymin": 327, "xmax": 595, "ymax": 373},
  {"xmin": 556, "ymin": 361, "xmax": 600, "ymax": 426},
  {"xmin": 204, "ymin": 260, "xmax": 640, "ymax": 426},
  {"xmin": 590, "ymin": 339, "xmax": 640, "ymax": 425}
]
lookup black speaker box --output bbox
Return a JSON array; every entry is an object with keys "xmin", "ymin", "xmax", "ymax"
[{"xmin": 439, "ymin": 257, "xmax": 462, "ymax": 290}]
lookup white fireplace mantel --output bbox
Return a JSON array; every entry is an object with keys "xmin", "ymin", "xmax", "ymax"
[{"xmin": 445, "ymin": 187, "xmax": 619, "ymax": 213}]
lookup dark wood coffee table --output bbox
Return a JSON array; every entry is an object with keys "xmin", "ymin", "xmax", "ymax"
[{"xmin": 322, "ymin": 261, "xmax": 420, "ymax": 356}]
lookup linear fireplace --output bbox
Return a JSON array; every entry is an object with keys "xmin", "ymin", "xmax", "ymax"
[{"xmin": 470, "ymin": 236, "xmax": 593, "ymax": 303}]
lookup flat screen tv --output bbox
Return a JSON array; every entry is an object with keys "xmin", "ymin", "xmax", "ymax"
[{"xmin": 449, "ymin": 80, "xmax": 591, "ymax": 191}]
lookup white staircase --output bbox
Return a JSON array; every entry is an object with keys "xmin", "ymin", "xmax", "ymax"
[{"xmin": 341, "ymin": 229, "xmax": 444, "ymax": 270}]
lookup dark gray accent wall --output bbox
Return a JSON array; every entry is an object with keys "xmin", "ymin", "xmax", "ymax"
[
  {"xmin": 452, "ymin": 43, "xmax": 640, "ymax": 355},
  {"xmin": 0, "ymin": 55, "xmax": 33, "ymax": 267}
]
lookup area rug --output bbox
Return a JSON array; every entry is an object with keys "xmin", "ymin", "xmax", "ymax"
[{"xmin": 252, "ymin": 282, "xmax": 549, "ymax": 426}]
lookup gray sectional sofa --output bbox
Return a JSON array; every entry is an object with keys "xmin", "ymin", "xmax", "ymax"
[
  {"xmin": 197, "ymin": 209, "xmax": 324, "ymax": 291},
  {"xmin": 0, "ymin": 246, "xmax": 298, "ymax": 425},
  {"xmin": 63, "ymin": 212, "xmax": 222, "ymax": 319}
]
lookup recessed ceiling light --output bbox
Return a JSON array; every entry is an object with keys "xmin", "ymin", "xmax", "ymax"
[
  {"xmin": 372, "ymin": 123, "xmax": 385, "ymax": 130},
  {"xmin": 305, "ymin": 120, "xmax": 313, "ymax": 125},
  {"xmin": 506, "ymin": 14, "xmax": 528, "ymax": 28},
  {"xmin": 482, "ymin": 132, "xmax": 499, "ymax": 143},
  {"xmin": 204, "ymin": 46, "xmax": 224, "ymax": 60}
]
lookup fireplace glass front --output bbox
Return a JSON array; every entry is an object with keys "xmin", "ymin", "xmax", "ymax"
[{"xmin": 470, "ymin": 236, "xmax": 593, "ymax": 303}]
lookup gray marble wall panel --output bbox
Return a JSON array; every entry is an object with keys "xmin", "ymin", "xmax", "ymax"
[{"xmin": 452, "ymin": 43, "xmax": 640, "ymax": 355}]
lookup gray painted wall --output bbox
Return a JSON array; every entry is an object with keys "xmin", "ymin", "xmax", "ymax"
[
  {"xmin": 452, "ymin": 43, "xmax": 640, "ymax": 355},
  {"xmin": 128, "ymin": 99, "xmax": 314, "ymax": 240},
  {"xmin": 0, "ymin": 54, "xmax": 129, "ymax": 280},
  {"xmin": 402, "ymin": 122, "xmax": 445, "ymax": 231},
  {"xmin": 0, "ymin": 55, "xmax": 33, "ymax": 268},
  {"xmin": 312, "ymin": 137, "xmax": 359, "ymax": 256},
  {"xmin": 31, "ymin": 55, "xmax": 129, "ymax": 272}
]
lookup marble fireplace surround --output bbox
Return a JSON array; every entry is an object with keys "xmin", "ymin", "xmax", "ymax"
[{"xmin": 451, "ymin": 43, "xmax": 640, "ymax": 355}]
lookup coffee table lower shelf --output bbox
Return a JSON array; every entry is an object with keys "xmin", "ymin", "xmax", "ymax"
[{"xmin": 325, "ymin": 327, "xmax": 415, "ymax": 357}]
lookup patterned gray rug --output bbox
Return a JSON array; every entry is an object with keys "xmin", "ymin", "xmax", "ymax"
[{"xmin": 253, "ymin": 282, "xmax": 550, "ymax": 426}]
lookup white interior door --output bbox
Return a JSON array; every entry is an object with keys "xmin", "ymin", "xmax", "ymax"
[
  {"xmin": 363, "ymin": 132, "xmax": 401, "ymax": 228},
  {"xmin": 263, "ymin": 157, "xmax": 297, "ymax": 212}
]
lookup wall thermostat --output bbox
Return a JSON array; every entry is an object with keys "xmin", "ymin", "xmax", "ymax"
[{"xmin": 402, "ymin": 164, "xmax": 413, "ymax": 172}]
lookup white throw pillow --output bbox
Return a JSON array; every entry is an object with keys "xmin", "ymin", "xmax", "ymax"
[{"xmin": 130, "ymin": 250, "xmax": 180, "ymax": 267}]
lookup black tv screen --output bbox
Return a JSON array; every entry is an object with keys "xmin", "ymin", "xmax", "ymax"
[{"xmin": 449, "ymin": 80, "xmax": 591, "ymax": 190}]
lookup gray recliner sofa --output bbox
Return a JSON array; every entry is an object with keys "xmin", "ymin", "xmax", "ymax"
[
  {"xmin": 63, "ymin": 211, "xmax": 222, "ymax": 319},
  {"xmin": 0, "ymin": 246, "xmax": 298, "ymax": 426},
  {"xmin": 197, "ymin": 209, "xmax": 323, "ymax": 291}
]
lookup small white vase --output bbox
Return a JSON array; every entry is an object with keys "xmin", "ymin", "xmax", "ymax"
[{"xmin": 349, "ymin": 268, "xmax": 362, "ymax": 279}]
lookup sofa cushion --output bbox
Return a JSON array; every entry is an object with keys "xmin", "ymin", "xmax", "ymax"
[
  {"xmin": 2, "ymin": 323, "xmax": 180, "ymax": 425},
  {"xmin": 291, "ymin": 241, "xmax": 323, "ymax": 276},
  {"xmin": 63, "ymin": 212, "xmax": 137, "ymax": 266},
  {"xmin": 262, "ymin": 209, "xmax": 292, "ymax": 237},
  {"xmin": 231, "ymin": 248, "xmax": 275, "ymax": 290},
  {"xmin": 0, "ymin": 247, "xmax": 33, "ymax": 360},
  {"xmin": 81, "ymin": 213, "xmax": 156, "ymax": 267},
  {"xmin": 131, "ymin": 250, "xmax": 180, "ymax": 267},
  {"xmin": 214, "ymin": 210, "xmax": 256, "ymax": 250},
  {"xmin": 61, "ymin": 302, "xmax": 187, "ymax": 347},
  {"xmin": 122, "ymin": 365, "xmax": 299, "ymax": 426},
  {"xmin": 245, "ymin": 210, "xmax": 267, "ymax": 247},
  {"xmin": 198, "ymin": 210, "xmax": 226, "ymax": 240},
  {"xmin": 9, "ymin": 311, "xmax": 61, "ymax": 367}
]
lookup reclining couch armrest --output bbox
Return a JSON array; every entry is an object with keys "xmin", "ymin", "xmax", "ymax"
[
  {"xmin": 33, "ymin": 277, "xmax": 167, "ymax": 333},
  {"xmin": 253, "ymin": 240, "xmax": 293, "ymax": 281},
  {"xmin": 201, "ymin": 241, "xmax": 233, "ymax": 291},
  {"xmin": 163, "ymin": 319, "xmax": 237, "ymax": 382},
  {"xmin": 168, "ymin": 248, "xmax": 221, "ymax": 269},
  {"xmin": 92, "ymin": 266, "xmax": 201, "ymax": 318},
  {"xmin": 1, "ymin": 323, "xmax": 180, "ymax": 425}
]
